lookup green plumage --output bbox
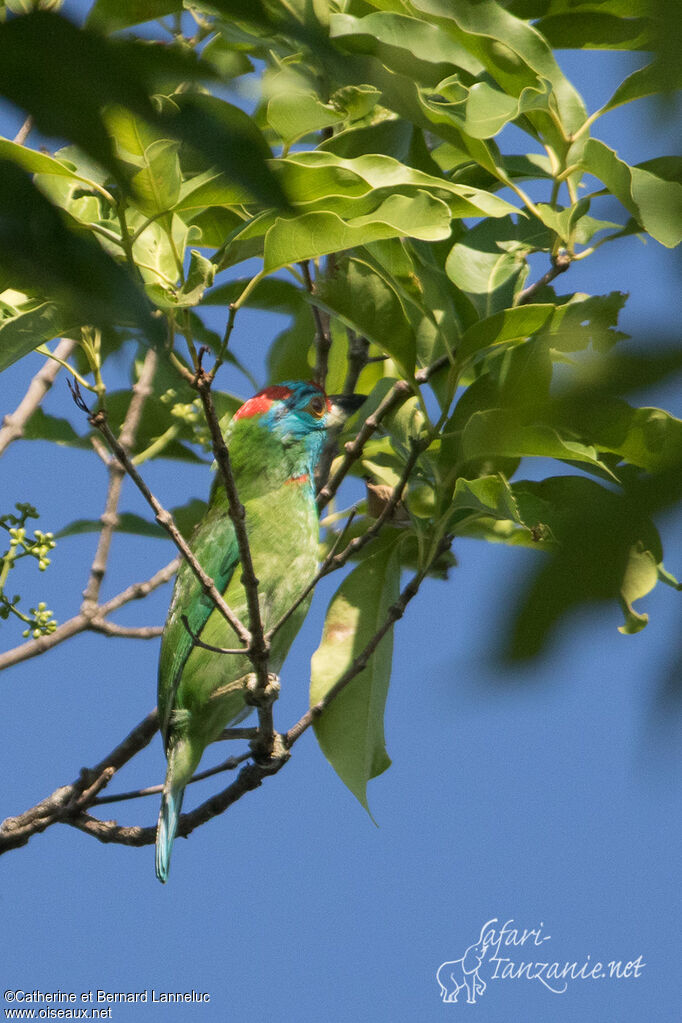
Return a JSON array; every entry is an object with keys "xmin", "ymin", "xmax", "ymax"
[{"xmin": 155, "ymin": 383, "xmax": 352, "ymax": 883}]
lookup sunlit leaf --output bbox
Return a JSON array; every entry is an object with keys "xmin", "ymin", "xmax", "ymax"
[
  {"xmin": 263, "ymin": 191, "xmax": 452, "ymax": 272},
  {"xmin": 582, "ymin": 139, "xmax": 682, "ymax": 248},
  {"xmin": 310, "ymin": 541, "xmax": 400, "ymax": 813}
]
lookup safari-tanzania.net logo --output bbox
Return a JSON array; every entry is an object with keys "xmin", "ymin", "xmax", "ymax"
[{"xmin": 436, "ymin": 918, "xmax": 645, "ymax": 1004}]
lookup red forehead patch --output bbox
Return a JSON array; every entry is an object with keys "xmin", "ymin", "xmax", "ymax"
[{"xmin": 233, "ymin": 385, "xmax": 293, "ymax": 421}]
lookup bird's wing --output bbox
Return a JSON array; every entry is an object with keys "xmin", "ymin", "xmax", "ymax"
[{"xmin": 158, "ymin": 493, "xmax": 240, "ymax": 742}]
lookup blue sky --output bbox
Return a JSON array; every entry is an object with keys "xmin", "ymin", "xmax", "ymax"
[{"xmin": 1, "ymin": 7, "xmax": 681, "ymax": 1022}]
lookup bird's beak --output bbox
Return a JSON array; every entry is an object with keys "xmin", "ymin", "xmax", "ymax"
[{"xmin": 328, "ymin": 393, "xmax": 366, "ymax": 426}]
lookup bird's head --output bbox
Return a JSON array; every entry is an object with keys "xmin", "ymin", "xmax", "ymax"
[{"xmin": 227, "ymin": 381, "xmax": 364, "ymax": 483}]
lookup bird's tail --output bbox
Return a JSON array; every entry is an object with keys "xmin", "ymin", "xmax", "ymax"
[{"xmin": 155, "ymin": 772, "xmax": 185, "ymax": 884}]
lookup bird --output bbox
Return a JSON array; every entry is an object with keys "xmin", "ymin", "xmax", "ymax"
[{"xmin": 155, "ymin": 380, "xmax": 363, "ymax": 882}]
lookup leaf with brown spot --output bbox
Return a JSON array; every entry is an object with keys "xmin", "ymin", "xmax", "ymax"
[{"xmin": 310, "ymin": 541, "xmax": 401, "ymax": 813}]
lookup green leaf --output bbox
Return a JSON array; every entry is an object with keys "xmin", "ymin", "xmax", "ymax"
[
  {"xmin": 177, "ymin": 251, "xmax": 216, "ymax": 307},
  {"xmin": 314, "ymin": 258, "xmax": 416, "ymax": 377},
  {"xmin": 329, "ymin": 11, "xmax": 484, "ymax": 87},
  {"xmin": 0, "ymin": 299, "xmax": 78, "ymax": 374},
  {"xmin": 547, "ymin": 398, "xmax": 682, "ymax": 473},
  {"xmin": 582, "ymin": 139, "xmax": 682, "ymax": 248},
  {"xmin": 538, "ymin": 291, "xmax": 629, "ymax": 352},
  {"xmin": 457, "ymin": 305, "xmax": 554, "ymax": 363},
  {"xmin": 410, "ymin": 0, "xmax": 587, "ymax": 138},
  {"xmin": 87, "ymin": 0, "xmax": 183, "ymax": 32},
  {"xmin": 263, "ymin": 191, "xmax": 452, "ymax": 272},
  {"xmin": 0, "ymin": 139, "xmax": 79, "ymax": 179},
  {"xmin": 600, "ymin": 61, "xmax": 682, "ymax": 115},
  {"xmin": 450, "ymin": 475, "xmax": 524, "ymax": 525},
  {"xmin": 57, "ymin": 513, "xmax": 166, "ymax": 541},
  {"xmin": 461, "ymin": 408, "xmax": 612, "ymax": 472},
  {"xmin": 201, "ymin": 36, "xmax": 255, "ymax": 80},
  {"xmin": 310, "ymin": 542, "xmax": 400, "ymax": 813},
  {"xmin": 0, "ymin": 12, "xmax": 207, "ymax": 186},
  {"xmin": 445, "ymin": 216, "xmax": 550, "ymax": 317},
  {"xmin": 618, "ymin": 543, "xmax": 658, "ymax": 634},
  {"xmin": 267, "ymin": 90, "xmax": 344, "ymax": 147},
  {"xmin": 274, "ymin": 151, "xmax": 517, "ymax": 218},
  {"xmin": 535, "ymin": 12, "xmax": 652, "ymax": 50},
  {"xmin": 106, "ymin": 105, "xmax": 182, "ymax": 216},
  {"xmin": 148, "ymin": 250, "xmax": 215, "ymax": 309},
  {"xmin": 0, "ymin": 161, "xmax": 160, "ymax": 350}
]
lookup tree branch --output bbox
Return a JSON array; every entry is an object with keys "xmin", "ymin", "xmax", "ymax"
[
  {"xmin": 88, "ymin": 620, "xmax": 163, "ymax": 639},
  {"xmin": 0, "ymin": 339, "xmax": 77, "ymax": 457},
  {"xmin": 516, "ymin": 252, "xmax": 571, "ymax": 306},
  {"xmin": 285, "ymin": 534, "xmax": 452, "ymax": 748},
  {"xmin": 301, "ymin": 260, "xmax": 332, "ymax": 389},
  {"xmin": 12, "ymin": 115, "xmax": 33, "ymax": 146},
  {"xmin": 193, "ymin": 367, "xmax": 273, "ymax": 751},
  {"xmin": 91, "ymin": 751, "xmax": 252, "ymax": 806},
  {"xmin": 81, "ymin": 348, "xmax": 158, "ymax": 611},
  {"xmin": 0, "ymin": 533, "xmax": 451, "ymax": 855},
  {"xmin": 316, "ymin": 354, "xmax": 449, "ymax": 513},
  {"xmin": 65, "ymin": 761, "xmax": 276, "ymax": 848},
  {"xmin": 0, "ymin": 710, "xmax": 159, "ymax": 853},
  {"xmin": 72, "ymin": 387, "xmax": 251, "ymax": 649},
  {"xmin": 0, "ymin": 559, "xmax": 179, "ymax": 673}
]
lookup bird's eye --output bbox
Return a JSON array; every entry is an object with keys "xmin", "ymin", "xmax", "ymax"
[{"xmin": 307, "ymin": 395, "xmax": 326, "ymax": 418}]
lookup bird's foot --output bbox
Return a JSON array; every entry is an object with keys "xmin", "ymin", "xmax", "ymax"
[
  {"xmin": 250, "ymin": 731, "xmax": 290, "ymax": 772},
  {"xmin": 244, "ymin": 672, "xmax": 280, "ymax": 709}
]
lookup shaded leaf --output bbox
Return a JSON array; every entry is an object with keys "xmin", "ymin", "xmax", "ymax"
[
  {"xmin": 450, "ymin": 475, "xmax": 525, "ymax": 527},
  {"xmin": 0, "ymin": 161, "xmax": 160, "ymax": 354},
  {"xmin": 507, "ymin": 475, "xmax": 672, "ymax": 657},
  {"xmin": 0, "ymin": 11, "xmax": 206, "ymax": 185},
  {"xmin": 267, "ymin": 90, "xmax": 344, "ymax": 147},
  {"xmin": 314, "ymin": 257, "xmax": 416, "ymax": 377},
  {"xmin": 0, "ymin": 299, "xmax": 78, "ymax": 375},
  {"xmin": 457, "ymin": 305, "xmax": 554, "ymax": 363},
  {"xmin": 461, "ymin": 408, "xmax": 612, "ymax": 473},
  {"xmin": 87, "ymin": 0, "xmax": 183, "ymax": 32}
]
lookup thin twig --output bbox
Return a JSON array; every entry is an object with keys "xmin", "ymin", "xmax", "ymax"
[
  {"xmin": 316, "ymin": 355, "xmax": 450, "ymax": 514},
  {"xmin": 516, "ymin": 252, "xmax": 571, "ymax": 306},
  {"xmin": 323, "ymin": 443, "xmax": 422, "ymax": 573},
  {"xmin": 71, "ymin": 384, "xmax": 251, "ymax": 648},
  {"xmin": 0, "ymin": 339, "xmax": 77, "ymax": 456},
  {"xmin": 180, "ymin": 614, "xmax": 245, "ymax": 655},
  {"xmin": 193, "ymin": 367, "xmax": 273, "ymax": 749},
  {"xmin": 301, "ymin": 260, "xmax": 332, "ymax": 389},
  {"xmin": 0, "ymin": 710, "xmax": 160, "ymax": 853},
  {"xmin": 81, "ymin": 348, "xmax": 158, "ymax": 611},
  {"xmin": 89, "ymin": 621, "xmax": 163, "ymax": 639},
  {"xmin": 0, "ymin": 559, "xmax": 179, "ymax": 673},
  {"xmin": 12, "ymin": 115, "xmax": 32, "ymax": 146},
  {"xmin": 285, "ymin": 534, "xmax": 452, "ymax": 748},
  {"xmin": 91, "ymin": 751, "xmax": 252, "ymax": 806}
]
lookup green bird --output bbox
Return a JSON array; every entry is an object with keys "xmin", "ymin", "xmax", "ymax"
[{"xmin": 156, "ymin": 381, "xmax": 362, "ymax": 882}]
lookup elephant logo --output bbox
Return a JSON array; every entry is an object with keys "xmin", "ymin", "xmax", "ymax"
[{"xmin": 436, "ymin": 928, "xmax": 489, "ymax": 1004}]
